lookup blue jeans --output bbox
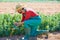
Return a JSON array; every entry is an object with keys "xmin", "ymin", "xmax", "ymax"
[{"xmin": 23, "ymin": 16, "xmax": 41, "ymax": 40}]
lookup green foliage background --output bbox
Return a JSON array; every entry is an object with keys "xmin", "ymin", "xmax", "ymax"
[{"xmin": 0, "ymin": 12, "xmax": 60, "ymax": 37}]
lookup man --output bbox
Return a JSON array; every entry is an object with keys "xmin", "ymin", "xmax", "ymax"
[{"xmin": 14, "ymin": 4, "xmax": 41, "ymax": 40}]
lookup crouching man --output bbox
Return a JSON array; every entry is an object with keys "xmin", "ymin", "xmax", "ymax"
[{"xmin": 14, "ymin": 4, "xmax": 41, "ymax": 40}]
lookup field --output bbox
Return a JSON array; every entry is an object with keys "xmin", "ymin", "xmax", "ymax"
[
  {"xmin": 0, "ymin": 12, "xmax": 59, "ymax": 40},
  {"xmin": 0, "ymin": 2, "xmax": 60, "ymax": 40}
]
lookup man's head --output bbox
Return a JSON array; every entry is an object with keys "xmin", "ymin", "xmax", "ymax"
[{"xmin": 16, "ymin": 4, "xmax": 26, "ymax": 14}]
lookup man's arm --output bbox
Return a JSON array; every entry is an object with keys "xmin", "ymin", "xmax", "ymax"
[
  {"xmin": 19, "ymin": 22, "xmax": 24, "ymax": 25},
  {"xmin": 21, "ymin": 14, "xmax": 25, "ymax": 22}
]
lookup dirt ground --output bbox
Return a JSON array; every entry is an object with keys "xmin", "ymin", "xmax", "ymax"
[
  {"xmin": 0, "ymin": 32, "xmax": 60, "ymax": 40},
  {"xmin": 37, "ymin": 32, "xmax": 60, "ymax": 40},
  {"xmin": 0, "ymin": 2, "xmax": 60, "ymax": 15}
]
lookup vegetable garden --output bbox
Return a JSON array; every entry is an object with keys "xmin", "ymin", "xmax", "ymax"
[{"xmin": 0, "ymin": 12, "xmax": 60, "ymax": 37}]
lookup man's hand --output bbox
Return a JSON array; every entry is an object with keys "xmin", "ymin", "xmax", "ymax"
[
  {"xmin": 14, "ymin": 22, "xmax": 20, "ymax": 26},
  {"xmin": 19, "ymin": 22, "xmax": 24, "ymax": 26},
  {"xmin": 14, "ymin": 22, "xmax": 24, "ymax": 26}
]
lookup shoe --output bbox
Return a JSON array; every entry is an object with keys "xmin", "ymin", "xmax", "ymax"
[{"xmin": 20, "ymin": 37, "xmax": 29, "ymax": 40}]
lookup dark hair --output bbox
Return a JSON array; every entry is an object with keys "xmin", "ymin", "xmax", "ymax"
[
  {"xmin": 22, "ymin": 8, "xmax": 24, "ymax": 10},
  {"xmin": 22, "ymin": 8, "xmax": 26, "ymax": 12}
]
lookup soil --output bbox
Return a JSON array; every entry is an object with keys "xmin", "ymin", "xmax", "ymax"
[{"xmin": 0, "ymin": 32, "xmax": 60, "ymax": 40}]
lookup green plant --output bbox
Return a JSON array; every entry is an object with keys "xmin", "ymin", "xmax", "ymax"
[{"xmin": 0, "ymin": 12, "xmax": 60, "ymax": 37}]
